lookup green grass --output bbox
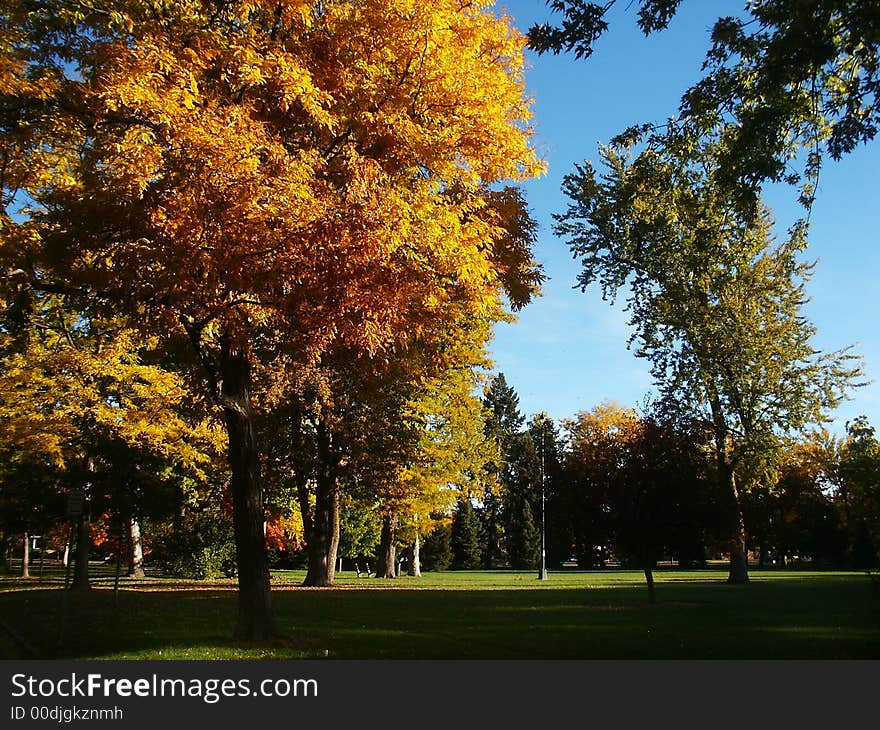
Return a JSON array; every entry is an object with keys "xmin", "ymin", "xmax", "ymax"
[{"xmin": 0, "ymin": 567, "xmax": 877, "ymax": 659}]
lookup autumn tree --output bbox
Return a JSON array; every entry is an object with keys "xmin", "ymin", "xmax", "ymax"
[
  {"xmin": 0, "ymin": 291, "xmax": 222, "ymax": 589},
  {"xmin": 561, "ymin": 402, "xmax": 640, "ymax": 567},
  {"xmin": 555, "ymin": 139, "xmax": 861, "ymax": 582},
  {"xmin": 394, "ymin": 357, "xmax": 500, "ymax": 578},
  {"xmin": 3, "ymin": 0, "xmax": 542, "ymax": 637}
]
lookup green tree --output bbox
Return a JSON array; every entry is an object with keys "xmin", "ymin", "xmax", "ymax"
[
  {"xmin": 529, "ymin": 0, "xmax": 880, "ymax": 213},
  {"xmin": 611, "ymin": 414, "xmax": 721, "ymax": 601},
  {"xmin": 450, "ymin": 498, "xmax": 483, "ymax": 570},
  {"xmin": 555, "ymin": 140, "xmax": 861, "ymax": 583},
  {"xmin": 481, "ymin": 372, "xmax": 526, "ymax": 567},
  {"xmin": 837, "ymin": 417, "xmax": 880, "ymax": 567},
  {"xmin": 338, "ymin": 497, "xmax": 382, "ymax": 570},
  {"xmin": 421, "ymin": 521, "xmax": 453, "ymax": 572},
  {"xmin": 503, "ymin": 431, "xmax": 542, "ymax": 569},
  {"xmin": 483, "ymin": 374, "xmax": 526, "ymax": 450}
]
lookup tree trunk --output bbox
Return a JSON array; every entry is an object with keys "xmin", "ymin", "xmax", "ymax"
[
  {"xmin": 303, "ymin": 419, "xmax": 340, "ymax": 587},
  {"xmin": 128, "ymin": 518, "xmax": 145, "ymax": 578},
  {"xmin": 71, "ymin": 510, "xmax": 91, "ymax": 590},
  {"xmin": 725, "ymin": 467, "xmax": 750, "ymax": 584},
  {"xmin": 62, "ymin": 538, "xmax": 69, "ymax": 567},
  {"xmin": 712, "ymin": 418, "xmax": 749, "ymax": 585},
  {"xmin": 20, "ymin": 531, "xmax": 29, "ymax": 578},
  {"xmin": 303, "ymin": 480, "xmax": 339, "ymax": 586},
  {"xmin": 220, "ymin": 339, "xmax": 274, "ymax": 640},
  {"xmin": 407, "ymin": 533, "xmax": 422, "ymax": 577},
  {"xmin": 0, "ymin": 535, "xmax": 7, "ymax": 573},
  {"xmin": 375, "ymin": 512, "xmax": 398, "ymax": 579},
  {"xmin": 643, "ymin": 567, "xmax": 655, "ymax": 603}
]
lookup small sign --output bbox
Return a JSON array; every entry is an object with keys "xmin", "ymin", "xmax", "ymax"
[{"xmin": 66, "ymin": 491, "xmax": 84, "ymax": 519}]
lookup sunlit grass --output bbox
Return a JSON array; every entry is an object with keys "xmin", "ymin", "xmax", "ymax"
[{"xmin": 0, "ymin": 568, "xmax": 876, "ymax": 660}]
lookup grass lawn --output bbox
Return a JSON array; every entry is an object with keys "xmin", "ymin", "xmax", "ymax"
[{"xmin": 0, "ymin": 567, "xmax": 877, "ymax": 659}]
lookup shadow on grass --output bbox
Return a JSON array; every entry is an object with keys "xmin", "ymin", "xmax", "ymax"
[{"xmin": 0, "ymin": 573, "xmax": 877, "ymax": 660}]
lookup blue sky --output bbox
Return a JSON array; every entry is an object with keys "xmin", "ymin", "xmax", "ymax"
[{"xmin": 488, "ymin": 0, "xmax": 880, "ymax": 435}]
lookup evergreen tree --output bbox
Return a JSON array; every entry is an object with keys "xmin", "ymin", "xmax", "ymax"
[
  {"xmin": 481, "ymin": 373, "xmax": 526, "ymax": 567},
  {"xmin": 450, "ymin": 498, "xmax": 483, "ymax": 570},
  {"xmin": 479, "ymin": 490, "xmax": 505, "ymax": 568},
  {"xmin": 483, "ymin": 374, "xmax": 525, "ymax": 451},
  {"xmin": 506, "ymin": 496, "xmax": 540, "ymax": 569},
  {"xmin": 421, "ymin": 522, "xmax": 453, "ymax": 572},
  {"xmin": 503, "ymin": 432, "xmax": 542, "ymax": 568}
]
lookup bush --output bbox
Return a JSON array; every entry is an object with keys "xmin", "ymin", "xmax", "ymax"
[{"xmin": 153, "ymin": 511, "xmax": 237, "ymax": 580}]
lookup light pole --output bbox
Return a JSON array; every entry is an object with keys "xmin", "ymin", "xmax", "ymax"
[{"xmin": 538, "ymin": 423, "xmax": 548, "ymax": 581}]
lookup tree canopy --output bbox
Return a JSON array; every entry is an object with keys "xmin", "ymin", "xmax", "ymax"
[{"xmin": 529, "ymin": 0, "xmax": 880, "ymax": 212}]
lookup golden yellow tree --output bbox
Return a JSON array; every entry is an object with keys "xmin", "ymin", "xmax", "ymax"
[
  {"xmin": 0, "ymin": 293, "xmax": 223, "ymax": 587},
  {"xmin": 2, "ymin": 0, "xmax": 542, "ymax": 637}
]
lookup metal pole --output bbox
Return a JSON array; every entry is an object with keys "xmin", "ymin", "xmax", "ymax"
[
  {"xmin": 538, "ymin": 424, "xmax": 548, "ymax": 580},
  {"xmin": 113, "ymin": 517, "xmax": 123, "ymax": 609},
  {"xmin": 58, "ymin": 522, "xmax": 75, "ymax": 654}
]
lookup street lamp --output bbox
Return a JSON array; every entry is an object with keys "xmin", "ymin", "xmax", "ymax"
[{"xmin": 538, "ymin": 424, "xmax": 548, "ymax": 581}]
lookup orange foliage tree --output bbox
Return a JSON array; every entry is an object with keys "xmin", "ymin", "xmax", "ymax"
[{"xmin": 3, "ymin": 0, "xmax": 543, "ymax": 637}]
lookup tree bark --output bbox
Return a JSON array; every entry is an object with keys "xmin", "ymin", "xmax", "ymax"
[
  {"xmin": 303, "ymin": 418, "xmax": 340, "ymax": 587},
  {"xmin": 712, "ymin": 417, "xmax": 749, "ymax": 586},
  {"xmin": 725, "ymin": 467, "xmax": 750, "ymax": 584},
  {"xmin": 375, "ymin": 512, "xmax": 398, "ymax": 579},
  {"xmin": 643, "ymin": 567, "xmax": 655, "ymax": 603},
  {"xmin": 71, "ymin": 510, "xmax": 91, "ymax": 590},
  {"xmin": 407, "ymin": 533, "xmax": 422, "ymax": 577},
  {"xmin": 302, "ymin": 476, "xmax": 339, "ymax": 586},
  {"xmin": 220, "ymin": 339, "xmax": 275, "ymax": 640},
  {"xmin": 128, "ymin": 518, "xmax": 145, "ymax": 579},
  {"xmin": 20, "ymin": 531, "xmax": 29, "ymax": 578}
]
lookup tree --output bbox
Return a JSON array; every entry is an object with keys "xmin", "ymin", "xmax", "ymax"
[
  {"xmin": 837, "ymin": 417, "xmax": 880, "ymax": 567},
  {"xmin": 555, "ymin": 140, "xmax": 861, "ymax": 582},
  {"xmin": 3, "ymin": 0, "xmax": 542, "ymax": 638},
  {"xmin": 337, "ymin": 496, "xmax": 381, "ymax": 572},
  {"xmin": 529, "ymin": 0, "xmax": 880, "ymax": 213},
  {"xmin": 612, "ymin": 414, "xmax": 721, "ymax": 600},
  {"xmin": 0, "ymin": 293, "xmax": 222, "ymax": 589},
  {"xmin": 451, "ymin": 498, "xmax": 483, "ymax": 570},
  {"xmin": 421, "ymin": 521, "xmax": 453, "ymax": 572},
  {"xmin": 481, "ymin": 373, "xmax": 527, "ymax": 567},
  {"xmin": 561, "ymin": 402, "xmax": 640, "ymax": 568}
]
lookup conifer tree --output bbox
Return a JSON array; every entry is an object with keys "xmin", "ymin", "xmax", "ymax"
[{"xmin": 451, "ymin": 498, "xmax": 483, "ymax": 570}]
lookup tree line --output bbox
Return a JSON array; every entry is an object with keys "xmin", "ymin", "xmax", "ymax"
[{"xmin": 423, "ymin": 377, "xmax": 880, "ymax": 600}]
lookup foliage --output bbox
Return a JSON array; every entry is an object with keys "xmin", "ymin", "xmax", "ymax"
[
  {"xmin": 529, "ymin": 0, "xmax": 880, "ymax": 212},
  {"xmin": 420, "ymin": 521, "xmax": 453, "ymax": 572},
  {"xmin": 836, "ymin": 417, "xmax": 880, "ymax": 567},
  {"xmin": 153, "ymin": 508, "xmax": 237, "ymax": 581},
  {"xmin": 451, "ymin": 498, "xmax": 484, "ymax": 570},
  {"xmin": 557, "ymin": 403, "xmax": 725, "ymax": 569},
  {"xmin": 1, "ymin": 0, "xmax": 543, "ymax": 629},
  {"xmin": 557, "ymin": 138, "xmax": 861, "ymax": 465},
  {"xmin": 3, "ymin": 0, "xmax": 543, "ymax": 366},
  {"xmin": 338, "ymin": 497, "xmax": 382, "ymax": 562}
]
